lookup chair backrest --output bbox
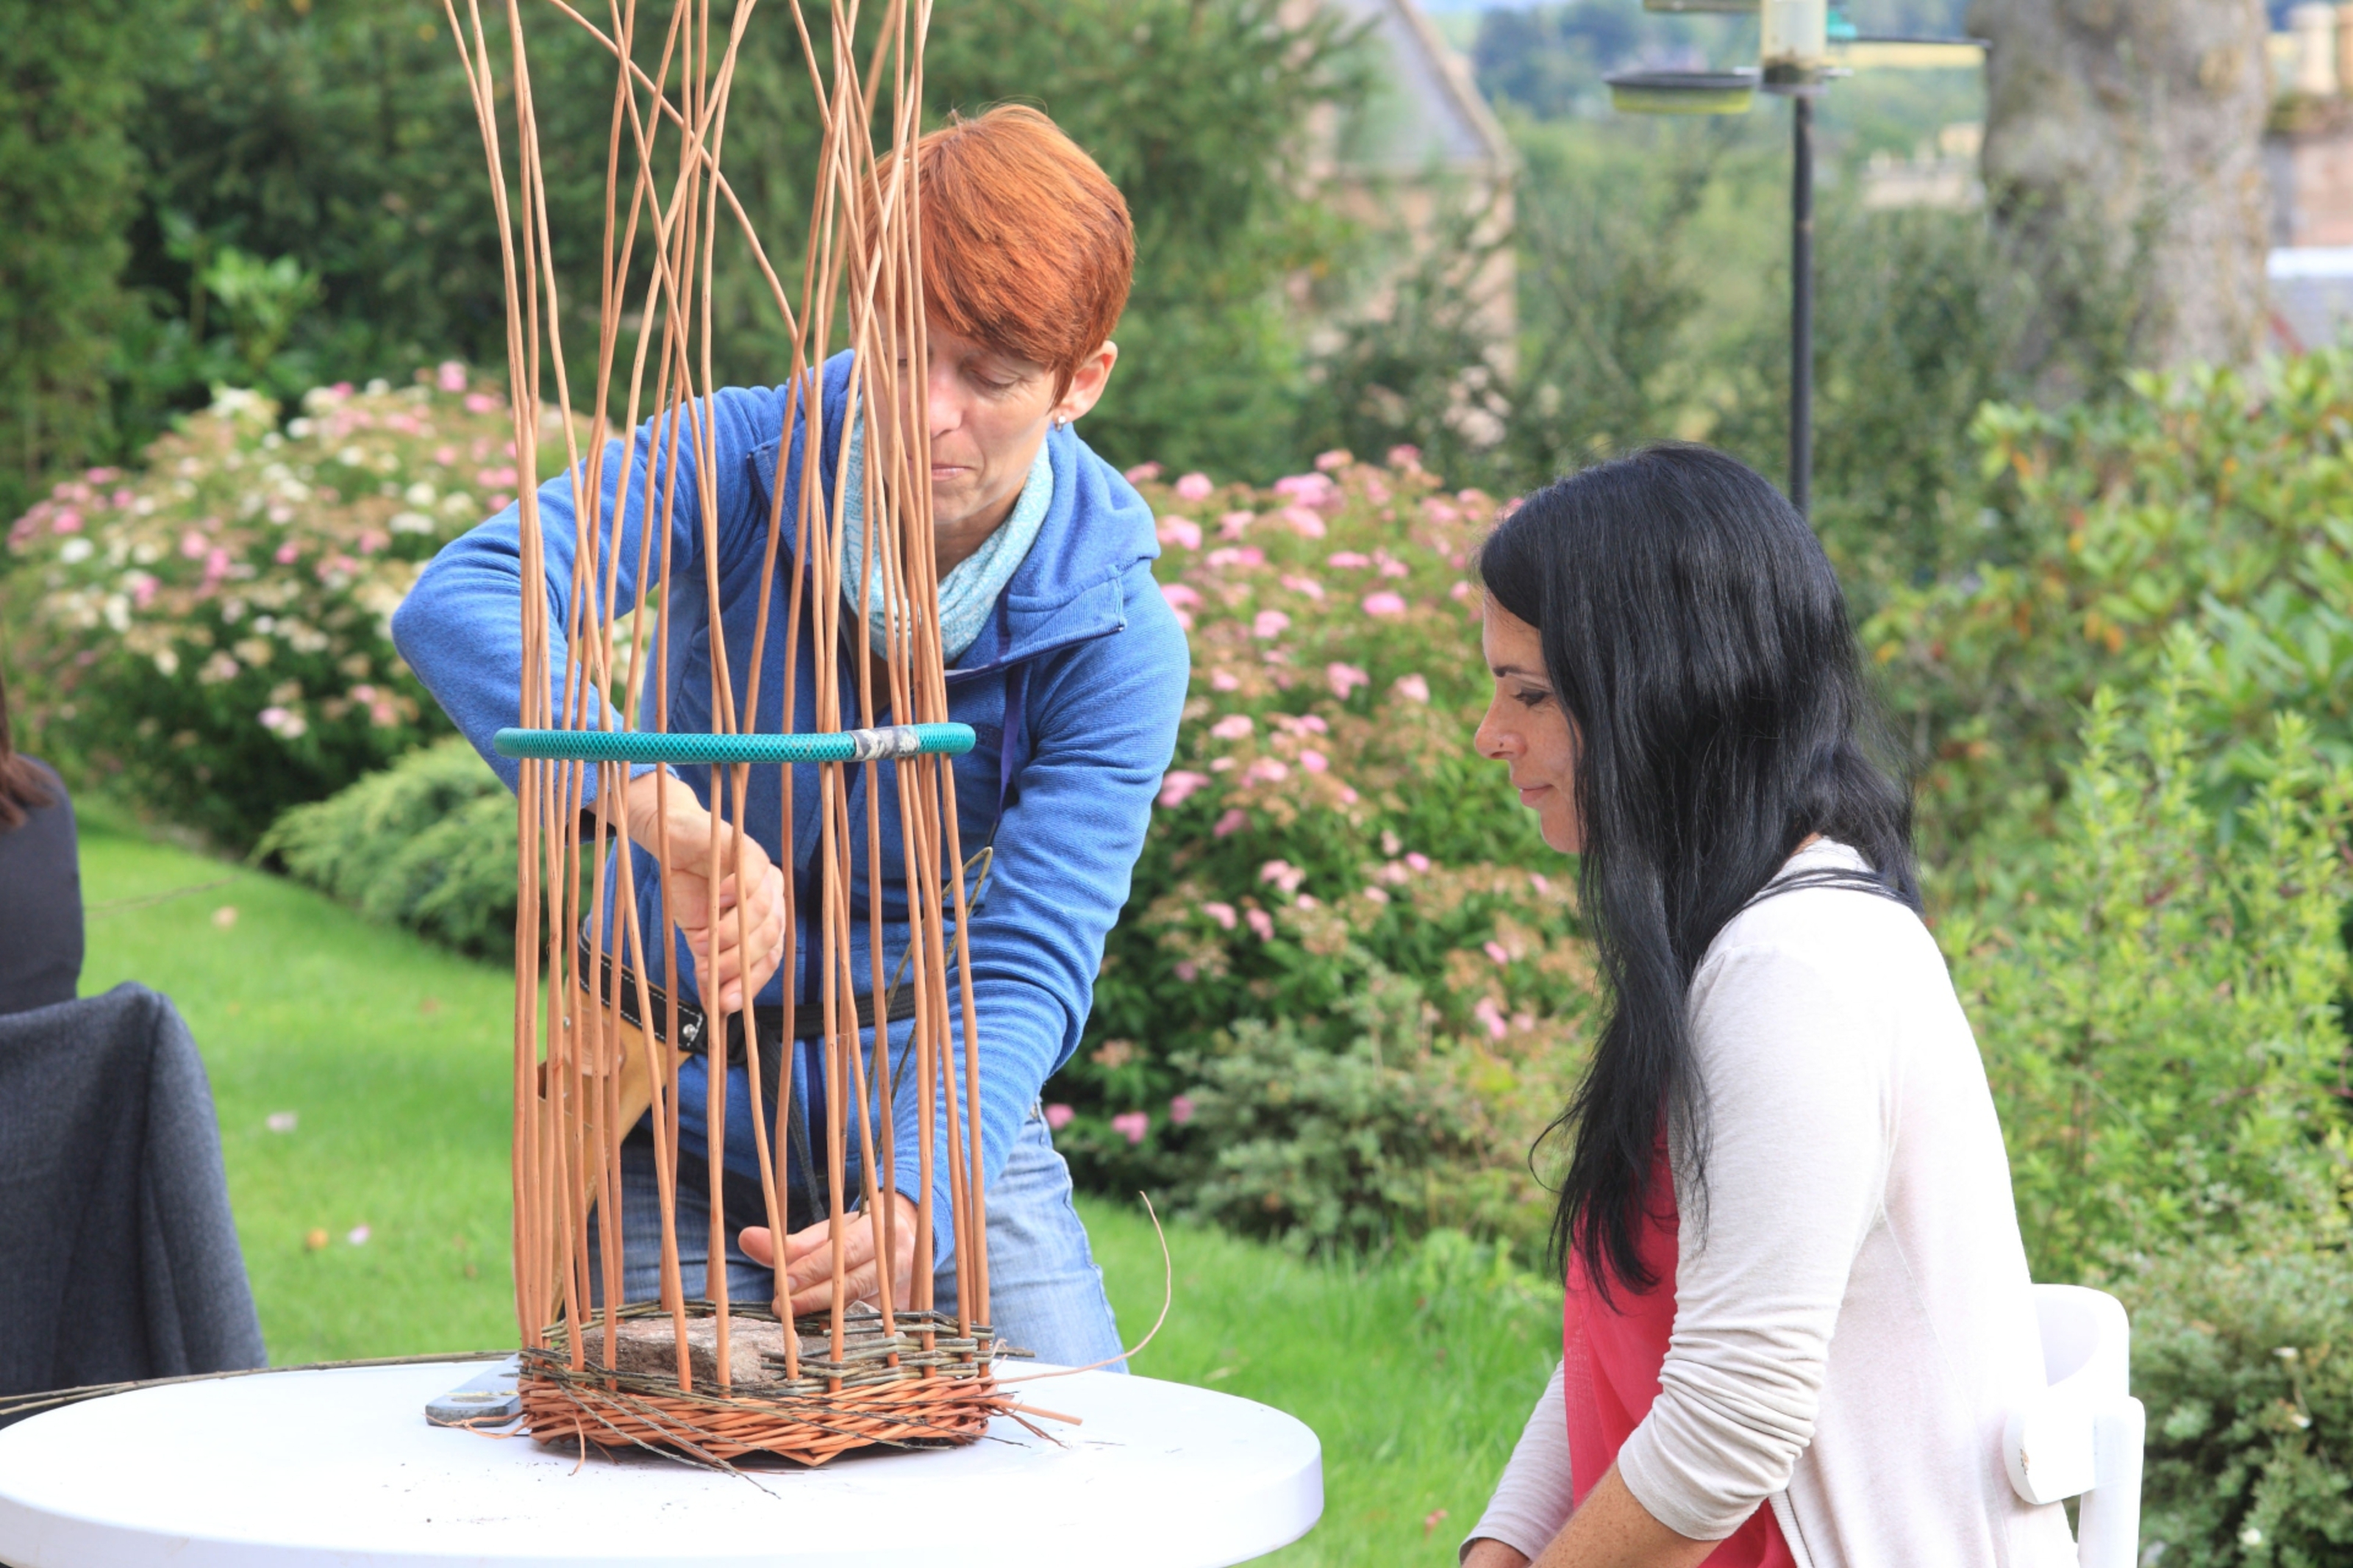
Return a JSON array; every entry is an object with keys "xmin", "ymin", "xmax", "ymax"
[{"xmin": 2004, "ymin": 1284, "xmax": 2146, "ymax": 1568}]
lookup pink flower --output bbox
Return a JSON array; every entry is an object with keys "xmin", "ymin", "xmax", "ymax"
[
  {"xmin": 127, "ymin": 573, "xmax": 157, "ymax": 609},
  {"xmin": 1169, "ymin": 1094, "xmax": 1197, "ymax": 1126},
  {"xmin": 258, "ymin": 706, "xmax": 290, "ymax": 731},
  {"xmin": 433, "ymin": 445, "xmax": 457, "ymax": 467},
  {"xmin": 1174, "ymin": 472, "xmax": 1215, "ymax": 502},
  {"xmin": 1210, "ymin": 714, "xmax": 1254, "ymax": 740},
  {"xmin": 1112, "ymin": 1111, "xmax": 1151, "ymax": 1145},
  {"xmin": 1362, "ymin": 591, "xmax": 1407, "ymax": 617},
  {"xmin": 1276, "ymin": 713, "xmax": 1329, "ymax": 735},
  {"xmin": 1376, "ymin": 551, "xmax": 1410, "ymax": 579},
  {"xmin": 1203, "ymin": 901, "xmax": 1238, "ymax": 931},
  {"xmin": 1406, "ymin": 852, "xmax": 1432, "ymax": 873},
  {"xmin": 1530, "ymin": 872, "xmax": 1551, "ymax": 894},
  {"xmin": 1484, "ymin": 940, "xmax": 1511, "ymax": 966},
  {"xmin": 1159, "ymin": 515, "xmax": 1203, "ymax": 550},
  {"xmin": 1315, "ymin": 448, "xmax": 1352, "ymax": 471},
  {"xmin": 1210, "ymin": 669, "xmax": 1240, "ymax": 692},
  {"xmin": 1327, "ymin": 551, "xmax": 1371, "ymax": 569},
  {"xmin": 1125, "ymin": 462, "xmax": 1164, "ymax": 483},
  {"xmin": 1327, "ymin": 662, "xmax": 1370, "ymax": 699},
  {"xmin": 1206, "ymin": 545, "xmax": 1264, "ymax": 570},
  {"xmin": 1281, "ymin": 573, "xmax": 1325, "ymax": 600},
  {"xmin": 1219, "ymin": 510, "xmax": 1254, "ymax": 539},
  {"xmin": 1274, "ymin": 472, "xmax": 1335, "ymax": 504},
  {"xmin": 1473, "ymin": 998, "xmax": 1508, "ymax": 1041},
  {"xmin": 463, "ymin": 392, "xmax": 500, "ymax": 415},
  {"xmin": 1339, "ymin": 785, "xmax": 1359, "ymax": 804},
  {"xmin": 476, "ymin": 465, "xmax": 518, "ymax": 488},
  {"xmin": 1388, "ymin": 444, "xmax": 1423, "ymax": 469},
  {"xmin": 180, "ymin": 529, "xmax": 209, "ymax": 559},
  {"xmin": 1259, "ymin": 859, "xmax": 1305, "ymax": 894},
  {"xmin": 1393, "ymin": 673, "xmax": 1429, "ymax": 704},
  {"xmin": 203, "ymin": 548, "xmax": 232, "ymax": 584},
  {"xmin": 1282, "ymin": 505, "xmax": 1327, "ymax": 539},
  {"xmin": 437, "ymin": 361, "xmax": 468, "ymax": 393},
  {"xmin": 51, "ymin": 510, "xmax": 82, "ymax": 534},
  {"xmin": 1163, "ymin": 582, "xmax": 1204, "ymax": 612},
  {"xmin": 275, "ymin": 543, "xmax": 299, "ymax": 565},
  {"xmin": 1425, "ymin": 498, "xmax": 1461, "ymax": 525},
  {"xmin": 1046, "ymin": 1103, "xmax": 1076, "ymax": 1131},
  {"xmin": 1253, "ymin": 609, "xmax": 1291, "ymax": 640},
  {"xmin": 331, "ymin": 381, "xmax": 354, "ymax": 397},
  {"xmin": 488, "ymin": 493, "xmax": 513, "ymax": 512},
  {"xmin": 1245, "ymin": 908, "xmax": 1275, "ymax": 941},
  {"xmin": 1364, "ymin": 885, "xmax": 1390, "ymax": 905},
  {"xmin": 1246, "ymin": 758, "xmax": 1289, "ymax": 783},
  {"xmin": 1213, "ymin": 808, "xmax": 1249, "ymax": 838},
  {"xmin": 1158, "ymin": 770, "xmax": 1210, "ymax": 808},
  {"xmin": 1174, "ymin": 961, "xmax": 1198, "ymax": 982},
  {"xmin": 1452, "ymin": 579, "xmax": 1475, "ymax": 602},
  {"xmin": 1301, "ymin": 748, "xmax": 1328, "ymax": 773}
]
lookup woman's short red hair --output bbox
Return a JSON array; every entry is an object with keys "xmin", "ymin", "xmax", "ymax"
[{"xmin": 915, "ymin": 106, "xmax": 1133, "ymax": 398}]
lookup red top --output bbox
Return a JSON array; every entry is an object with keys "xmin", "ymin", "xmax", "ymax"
[{"xmin": 1562, "ymin": 1156, "xmax": 1794, "ymax": 1566}]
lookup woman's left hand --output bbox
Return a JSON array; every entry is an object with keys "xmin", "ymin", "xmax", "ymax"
[{"xmin": 740, "ymin": 1191, "xmax": 920, "ymax": 1316}]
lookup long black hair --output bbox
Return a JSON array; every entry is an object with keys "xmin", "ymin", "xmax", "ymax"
[{"xmin": 1477, "ymin": 444, "xmax": 1918, "ymax": 1298}]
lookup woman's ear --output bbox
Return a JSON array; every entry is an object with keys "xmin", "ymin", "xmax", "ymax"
[{"xmin": 1052, "ymin": 340, "xmax": 1119, "ymax": 425}]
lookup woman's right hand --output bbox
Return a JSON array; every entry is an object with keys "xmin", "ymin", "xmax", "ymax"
[
  {"xmin": 623, "ymin": 772, "xmax": 788, "ymax": 1013},
  {"xmin": 1462, "ymin": 1541, "xmax": 1530, "ymax": 1568}
]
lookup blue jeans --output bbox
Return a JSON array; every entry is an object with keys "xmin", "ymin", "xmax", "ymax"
[{"xmin": 588, "ymin": 1103, "xmax": 1125, "ymax": 1371}]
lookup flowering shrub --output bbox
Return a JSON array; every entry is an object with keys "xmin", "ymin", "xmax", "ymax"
[
  {"xmin": 5, "ymin": 366, "xmax": 524, "ymax": 844},
  {"xmin": 1051, "ymin": 448, "xmax": 1597, "ymax": 1246},
  {"xmin": 221, "ymin": 436, "xmax": 1594, "ymax": 1249},
  {"xmin": 2118, "ymin": 1225, "xmax": 2353, "ymax": 1567}
]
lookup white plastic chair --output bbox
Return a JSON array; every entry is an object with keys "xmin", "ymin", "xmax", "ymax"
[{"xmin": 2004, "ymin": 1284, "xmax": 2146, "ymax": 1568}]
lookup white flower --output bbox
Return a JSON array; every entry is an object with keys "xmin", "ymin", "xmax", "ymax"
[
  {"xmin": 390, "ymin": 510, "xmax": 435, "ymax": 535},
  {"xmin": 209, "ymin": 387, "xmax": 269, "ymax": 420},
  {"xmin": 403, "ymin": 482, "xmax": 438, "ymax": 506},
  {"xmin": 58, "ymin": 537, "xmax": 93, "ymax": 565},
  {"xmin": 153, "ymin": 648, "xmax": 180, "ymax": 677}
]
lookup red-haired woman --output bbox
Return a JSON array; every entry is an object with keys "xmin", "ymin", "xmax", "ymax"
[
  {"xmin": 0, "ymin": 663, "xmax": 82, "ymax": 1016},
  {"xmin": 396, "ymin": 107, "xmax": 1182, "ymax": 1364}
]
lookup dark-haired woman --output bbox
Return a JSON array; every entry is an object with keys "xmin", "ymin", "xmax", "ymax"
[
  {"xmin": 1457, "ymin": 446, "xmax": 2071, "ymax": 1567},
  {"xmin": 0, "ymin": 665, "xmax": 82, "ymax": 1015}
]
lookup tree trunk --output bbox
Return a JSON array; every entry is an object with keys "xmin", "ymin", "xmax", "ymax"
[{"xmin": 1968, "ymin": 0, "xmax": 2271, "ymax": 387}]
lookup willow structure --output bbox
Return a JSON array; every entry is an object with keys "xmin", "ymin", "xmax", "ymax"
[{"xmin": 445, "ymin": 0, "xmax": 1013, "ymax": 1466}]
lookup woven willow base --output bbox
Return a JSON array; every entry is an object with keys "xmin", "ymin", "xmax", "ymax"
[{"xmin": 521, "ymin": 1303, "xmax": 1014, "ymax": 1467}]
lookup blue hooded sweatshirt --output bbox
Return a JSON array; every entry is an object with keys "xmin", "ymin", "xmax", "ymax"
[{"xmin": 390, "ymin": 351, "xmax": 1189, "ymax": 1267}]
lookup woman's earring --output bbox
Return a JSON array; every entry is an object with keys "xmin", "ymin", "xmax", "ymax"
[{"xmin": 1051, "ymin": 413, "xmax": 1068, "ymax": 430}]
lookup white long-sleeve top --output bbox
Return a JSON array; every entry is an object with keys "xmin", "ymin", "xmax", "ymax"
[{"xmin": 1465, "ymin": 842, "xmax": 2076, "ymax": 1567}]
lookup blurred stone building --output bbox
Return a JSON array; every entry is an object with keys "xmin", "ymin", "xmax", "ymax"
[{"xmin": 1290, "ymin": 0, "xmax": 1516, "ymax": 355}]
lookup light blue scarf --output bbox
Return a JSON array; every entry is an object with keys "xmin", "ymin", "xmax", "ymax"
[{"xmin": 838, "ymin": 410, "xmax": 1053, "ymax": 663}]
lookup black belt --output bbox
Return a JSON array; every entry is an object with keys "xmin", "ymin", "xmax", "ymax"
[{"xmin": 577, "ymin": 939, "xmax": 919, "ymax": 1064}]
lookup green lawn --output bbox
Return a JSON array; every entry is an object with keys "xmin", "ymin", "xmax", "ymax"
[{"xmin": 77, "ymin": 816, "xmax": 1557, "ymax": 1565}]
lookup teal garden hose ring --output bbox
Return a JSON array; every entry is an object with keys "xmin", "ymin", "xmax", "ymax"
[{"xmin": 492, "ymin": 721, "xmax": 976, "ymax": 767}]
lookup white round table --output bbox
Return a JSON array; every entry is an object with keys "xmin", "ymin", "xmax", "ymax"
[{"xmin": 0, "ymin": 1360, "xmax": 1322, "ymax": 1567}]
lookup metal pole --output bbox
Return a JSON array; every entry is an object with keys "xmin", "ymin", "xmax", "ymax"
[{"xmin": 1790, "ymin": 91, "xmax": 1814, "ymax": 517}]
